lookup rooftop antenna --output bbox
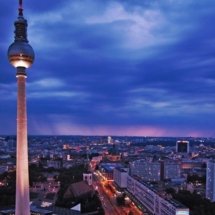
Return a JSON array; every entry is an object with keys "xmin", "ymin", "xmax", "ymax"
[{"xmin": 18, "ymin": 0, "xmax": 23, "ymax": 16}]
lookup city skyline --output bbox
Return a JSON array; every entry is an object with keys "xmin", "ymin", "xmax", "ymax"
[{"xmin": 1, "ymin": 0, "xmax": 215, "ymax": 137}]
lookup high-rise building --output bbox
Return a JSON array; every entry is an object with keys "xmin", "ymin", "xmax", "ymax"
[
  {"xmin": 8, "ymin": 1, "xmax": 35, "ymax": 214},
  {"xmin": 176, "ymin": 141, "xmax": 190, "ymax": 153},
  {"xmin": 206, "ymin": 160, "xmax": 215, "ymax": 202},
  {"xmin": 108, "ymin": 136, "xmax": 112, "ymax": 144}
]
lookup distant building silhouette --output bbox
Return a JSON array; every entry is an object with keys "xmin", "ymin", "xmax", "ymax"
[{"xmin": 176, "ymin": 141, "xmax": 190, "ymax": 153}]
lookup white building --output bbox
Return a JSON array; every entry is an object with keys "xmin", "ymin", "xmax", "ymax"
[
  {"xmin": 113, "ymin": 167, "xmax": 128, "ymax": 189},
  {"xmin": 206, "ymin": 160, "xmax": 215, "ymax": 202},
  {"xmin": 108, "ymin": 136, "xmax": 113, "ymax": 144},
  {"xmin": 83, "ymin": 172, "xmax": 93, "ymax": 186},
  {"xmin": 127, "ymin": 175, "xmax": 189, "ymax": 215}
]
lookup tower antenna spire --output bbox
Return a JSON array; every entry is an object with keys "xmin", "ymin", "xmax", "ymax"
[{"xmin": 18, "ymin": 0, "xmax": 23, "ymax": 16}]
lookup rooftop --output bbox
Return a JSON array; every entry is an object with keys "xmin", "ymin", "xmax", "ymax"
[{"xmin": 64, "ymin": 181, "xmax": 93, "ymax": 199}]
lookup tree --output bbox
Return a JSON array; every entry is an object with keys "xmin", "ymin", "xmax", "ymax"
[
  {"xmin": 55, "ymin": 164, "xmax": 87, "ymax": 207},
  {"xmin": 187, "ymin": 174, "xmax": 206, "ymax": 184},
  {"xmin": 116, "ymin": 194, "xmax": 126, "ymax": 206},
  {"xmin": 165, "ymin": 187, "xmax": 176, "ymax": 195},
  {"xmin": 173, "ymin": 190, "xmax": 215, "ymax": 215}
]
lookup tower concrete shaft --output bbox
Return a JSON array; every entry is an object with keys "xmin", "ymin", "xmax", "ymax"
[
  {"xmin": 15, "ymin": 67, "xmax": 30, "ymax": 215},
  {"xmin": 8, "ymin": 0, "xmax": 34, "ymax": 214}
]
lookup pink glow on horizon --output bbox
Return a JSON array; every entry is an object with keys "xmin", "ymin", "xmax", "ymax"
[{"xmin": 29, "ymin": 119, "xmax": 210, "ymax": 137}]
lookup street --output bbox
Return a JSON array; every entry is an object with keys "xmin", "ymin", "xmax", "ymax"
[{"xmin": 93, "ymin": 172, "xmax": 143, "ymax": 215}]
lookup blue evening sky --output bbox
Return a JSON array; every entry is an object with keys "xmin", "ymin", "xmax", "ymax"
[{"xmin": 1, "ymin": 0, "xmax": 215, "ymax": 137}]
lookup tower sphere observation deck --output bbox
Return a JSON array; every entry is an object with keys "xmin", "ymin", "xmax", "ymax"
[
  {"xmin": 8, "ymin": 40, "xmax": 34, "ymax": 69},
  {"xmin": 8, "ymin": 7, "xmax": 34, "ymax": 69}
]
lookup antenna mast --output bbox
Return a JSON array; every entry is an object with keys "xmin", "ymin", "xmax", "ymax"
[{"xmin": 18, "ymin": 0, "xmax": 23, "ymax": 16}]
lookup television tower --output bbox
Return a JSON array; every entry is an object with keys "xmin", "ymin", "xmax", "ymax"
[{"xmin": 8, "ymin": 0, "xmax": 35, "ymax": 214}]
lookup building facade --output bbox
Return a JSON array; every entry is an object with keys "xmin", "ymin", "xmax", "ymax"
[
  {"xmin": 130, "ymin": 159, "xmax": 181, "ymax": 182},
  {"xmin": 113, "ymin": 167, "xmax": 128, "ymax": 189},
  {"xmin": 163, "ymin": 161, "xmax": 181, "ymax": 180},
  {"xmin": 127, "ymin": 175, "xmax": 189, "ymax": 215},
  {"xmin": 130, "ymin": 159, "xmax": 160, "ymax": 181},
  {"xmin": 206, "ymin": 160, "xmax": 215, "ymax": 202}
]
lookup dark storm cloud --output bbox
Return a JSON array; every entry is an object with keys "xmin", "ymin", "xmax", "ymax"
[{"xmin": 1, "ymin": 0, "xmax": 215, "ymax": 136}]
